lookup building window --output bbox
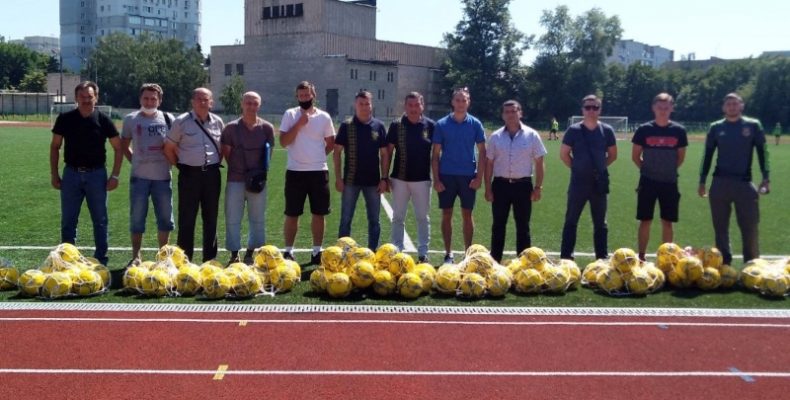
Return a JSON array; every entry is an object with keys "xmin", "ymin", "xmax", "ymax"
[
  {"xmin": 263, "ymin": 7, "xmax": 271, "ymax": 19},
  {"xmin": 387, "ymin": 72, "xmax": 394, "ymax": 82},
  {"xmin": 350, "ymin": 68, "xmax": 358, "ymax": 80},
  {"xmin": 286, "ymin": 4, "xmax": 294, "ymax": 16},
  {"xmin": 295, "ymin": 3, "xmax": 303, "ymax": 16},
  {"xmin": 236, "ymin": 64, "xmax": 244, "ymax": 75},
  {"xmin": 369, "ymin": 70, "xmax": 377, "ymax": 81},
  {"xmin": 224, "ymin": 64, "xmax": 232, "ymax": 76}
]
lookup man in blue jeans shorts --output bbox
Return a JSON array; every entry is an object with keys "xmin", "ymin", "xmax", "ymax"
[
  {"xmin": 431, "ymin": 87, "xmax": 486, "ymax": 263},
  {"xmin": 121, "ymin": 83, "xmax": 176, "ymax": 266},
  {"xmin": 50, "ymin": 81, "xmax": 123, "ymax": 266}
]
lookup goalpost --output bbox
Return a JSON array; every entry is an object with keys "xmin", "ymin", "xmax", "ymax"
[
  {"xmin": 569, "ymin": 116, "xmax": 630, "ymax": 133},
  {"xmin": 50, "ymin": 104, "xmax": 113, "ymax": 127}
]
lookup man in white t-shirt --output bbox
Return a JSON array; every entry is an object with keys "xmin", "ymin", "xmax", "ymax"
[{"xmin": 279, "ymin": 81, "xmax": 336, "ymax": 264}]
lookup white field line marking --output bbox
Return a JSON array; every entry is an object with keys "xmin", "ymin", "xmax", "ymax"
[
  {"xmin": 2, "ymin": 245, "xmax": 787, "ymax": 259},
  {"xmin": 0, "ymin": 368, "xmax": 788, "ymax": 378},
  {"xmin": 2, "ymin": 317, "xmax": 789, "ymax": 329},
  {"xmin": 379, "ymin": 194, "xmax": 417, "ymax": 252}
]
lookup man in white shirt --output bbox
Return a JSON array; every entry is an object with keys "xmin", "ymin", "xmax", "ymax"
[
  {"xmin": 484, "ymin": 100, "xmax": 546, "ymax": 263},
  {"xmin": 278, "ymin": 81, "xmax": 336, "ymax": 265}
]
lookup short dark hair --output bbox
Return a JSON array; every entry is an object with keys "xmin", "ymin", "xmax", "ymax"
[
  {"xmin": 139, "ymin": 83, "xmax": 163, "ymax": 100},
  {"xmin": 404, "ymin": 91, "xmax": 424, "ymax": 105},
  {"xmin": 582, "ymin": 94, "xmax": 601, "ymax": 106},
  {"xmin": 355, "ymin": 90, "xmax": 372, "ymax": 100},
  {"xmin": 75, "ymin": 81, "xmax": 99, "ymax": 98},
  {"xmin": 453, "ymin": 87, "xmax": 470, "ymax": 98},
  {"xmin": 723, "ymin": 92, "xmax": 744, "ymax": 103},
  {"xmin": 296, "ymin": 81, "xmax": 317, "ymax": 97},
  {"xmin": 652, "ymin": 92, "xmax": 674, "ymax": 105},
  {"xmin": 502, "ymin": 99, "xmax": 522, "ymax": 112}
]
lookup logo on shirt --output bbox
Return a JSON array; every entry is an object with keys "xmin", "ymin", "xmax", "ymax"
[
  {"xmin": 718, "ymin": 131, "xmax": 726, "ymax": 137},
  {"xmin": 423, "ymin": 130, "xmax": 429, "ymax": 140},
  {"xmin": 645, "ymin": 137, "xmax": 679, "ymax": 147},
  {"xmin": 742, "ymin": 127, "xmax": 752, "ymax": 137},
  {"xmin": 371, "ymin": 131, "xmax": 379, "ymax": 141}
]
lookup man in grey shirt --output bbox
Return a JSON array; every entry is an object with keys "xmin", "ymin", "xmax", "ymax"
[{"xmin": 121, "ymin": 83, "xmax": 175, "ymax": 265}]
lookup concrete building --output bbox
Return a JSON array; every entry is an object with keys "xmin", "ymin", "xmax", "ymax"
[
  {"xmin": 210, "ymin": 0, "xmax": 445, "ymax": 119},
  {"xmin": 60, "ymin": 0, "xmax": 201, "ymax": 73},
  {"xmin": 607, "ymin": 39, "xmax": 674, "ymax": 68},
  {"xmin": 9, "ymin": 36, "xmax": 60, "ymax": 55}
]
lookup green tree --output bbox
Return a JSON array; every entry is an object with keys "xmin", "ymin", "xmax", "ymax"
[
  {"xmin": 89, "ymin": 32, "xmax": 207, "ymax": 111},
  {"xmin": 18, "ymin": 69, "xmax": 47, "ymax": 92},
  {"xmin": 220, "ymin": 74, "xmax": 245, "ymax": 116},
  {"xmin": 0, "ymin": 42, "xmax": 49, "ymax": 89},
  {"xmin": 442, "ymin": 0, "xmax": 532, "ymax": 120}
]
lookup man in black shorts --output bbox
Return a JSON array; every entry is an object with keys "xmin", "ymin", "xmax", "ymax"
[{"xmin": 631, "ymin": 93, "xmax": 688, "ymax": 261}]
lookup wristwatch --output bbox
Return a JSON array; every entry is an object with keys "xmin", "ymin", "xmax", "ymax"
[{"xmin": 110, "ymin": 175, "xmax": 119, "ymax": 181}]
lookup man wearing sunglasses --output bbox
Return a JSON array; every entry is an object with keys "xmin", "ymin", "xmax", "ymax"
[{"xmin": 559, "ymin": 94, "xmax": 617, "ymax": 260}]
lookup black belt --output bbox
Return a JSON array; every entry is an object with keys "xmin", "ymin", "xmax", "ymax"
[
  {"xmin": 177, "ymin": 163, "xmax": 220, "ymax": 171},
  {"xmin": 494, "ymin": 176, "xmax": 531, "ymax": 183},
  {"xmin": 66, "ymin": 165, "xmax": 103, "ymax": 173}
]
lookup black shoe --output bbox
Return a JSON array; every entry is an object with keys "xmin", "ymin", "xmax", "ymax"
[
  {"xmin": 126, "ymin": 258, "xmax": 141, "ymax": 268},
  {"xmin": 418, "ymin": 255, "xmax": 428, "ymax": 263},
  {"xmin": 443, "ymin": 253, "xmax": 454, "ymax": 264},
  {"xmin": 243, "ymin": 249, "xmax": 254, "ymax": 265},
  {"xmin": 227, "ymin": 252, "xmax": 240, "ymax": 266},
  {"xmin": 310, "ymin": 251, "xmax": 322, "ymax": 266},
  {"xmin": 282, "ymin": 251, "xmax": 294, "ymax": 261}
]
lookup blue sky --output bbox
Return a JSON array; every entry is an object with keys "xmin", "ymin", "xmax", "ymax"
[{"xmin": 2, "ymin": 0, "xmax": 788, "ymax": 62}]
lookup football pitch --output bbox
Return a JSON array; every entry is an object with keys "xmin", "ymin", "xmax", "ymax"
[{"xmin": 0, "ymin": 124, "xmax": 787, "ymax": 307}]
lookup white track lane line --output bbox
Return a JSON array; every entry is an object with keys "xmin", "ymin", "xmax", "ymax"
[{"xmin": 379, "ymin": 194, "xmax": 416, "ymax": 252}]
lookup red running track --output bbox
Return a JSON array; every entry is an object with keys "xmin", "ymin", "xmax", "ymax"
[{"xmin": 0, "ymin": 310, "xmax": 789, "ymax": 399}]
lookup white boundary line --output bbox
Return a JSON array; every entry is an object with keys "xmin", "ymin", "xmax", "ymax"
[
  {"xmin": 379, "ymin": 194, "xmax": 417, "ymax": 252},
  {"xmin": 1, "ymin": 303, "xmax": 789, "ymax": 318},
  {"xmin": 3, "ymin": 244, "xmax": 787, "ymax": 258},
  {"xmin": 0, "ymin": 368, "xmax": 788, "ymax": 378},
  {"xmin": 1, "ymin": 316, "xmax": 789, "ymax": 328}
]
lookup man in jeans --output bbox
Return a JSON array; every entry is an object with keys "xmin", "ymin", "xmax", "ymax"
[
  {"xmin": 559, "ymin": 94, "xmax": 617, "ymax": 260},
  {"xmin": 221, "ymin": 92, "xmax": 275, "ymax": 265},
  {"xmin": 699, "ymin": 93, "xmax": 770, "ymax": 264},
  {"xmin": 333, "ymin": 90, "xmax": 388, "ymax": 250},
  {"xmin": 121, "ymin": 83, "xmax": 175, "ymax": 266},
  {"xmin": 385, "ymin": 92, "xmax": 435, "ymax": 262},
  {"xmin": 484, "ymin": 100, "xmax": 546, "ymax": 263},
  {"xmin": 50, "ymin": 81, "xmax": 123, "ymax": 266}
]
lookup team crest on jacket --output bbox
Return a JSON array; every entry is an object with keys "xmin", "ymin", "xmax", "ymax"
[
  {"xmin": 423, "ymin": 130, "xmax": 429, "ymax": 140},
  {"xmin": 371, "ymin": 131, "xmax": 379, "ymax": 141},
  {"xmin": 742, "ymin": 127, "xmax": 752, "ymax": 137}
]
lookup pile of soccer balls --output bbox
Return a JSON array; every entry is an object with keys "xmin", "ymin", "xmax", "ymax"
[
  {"xmin": 123, "ymin": 244, "xmax": 299, "ymax": 299},
  {"xmin": 430, "ymin": 244, "xmax": 512, "ymax": 299},
  {"xmin": 656, "ymin": 244, "xmax": 739, "ymax": 291},
  {"xmin": 10, "ymin": 243, "xmax": 110, "ymax": 299},
  {"xmin": 503, "ymin": 246, "xmax": 581, "ymax": 296},
  {"xmin": 740, "ymin": 258, "xmax": 790, "ymax": 297},
  {"xmin": 581, "ymin": 248, "xmax": 665, "ymax": 296},
  {"xmin": 309, "ymin": 238, "xmax": 436, "ymax": 299},
  {"xmin": 0, "ymin": 258, "xmax": 20, "ymax": 291}
]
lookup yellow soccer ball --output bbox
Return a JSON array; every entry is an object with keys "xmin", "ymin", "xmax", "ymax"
[
  {"xmin": 72, "ymin": 269, "xmax": 104, "ymax": 296},
  {"xmin": 506, "ymin": 258, "xmax": 522, "ymax": 275},
  {"xmin": 229, "ymin": 268, "xmax": 263, "ymax": 298},
  {"xmin": 40, "ymin": 272, "xmax": 73, "ymax": 299},
  {"xmin": 309, "ymin": 268, "xmax": 330, "ymax": 293},
  {"xmin": 87, "ymin": 263, "xmax": 111, "ymax": 288},
  {"xmin": 643, "ymin": 263, "xmax": 665, "ymax": 292},
  {"xmin": 740, "ymin": 265, "xmax": 764, "ymax": 291},
  {"xmin": 270, "ymin": 262, "xmax": 300, "ymax": 293},
  {"xmin": 542, "ymin": 265, "xmax": 571, "ymax": 293},
  {"xmin": 656, "ymin": 242, "xmax": 683, "ymax": 274},
  {"xmin": 253, "ymin": 245, "xmax": 284, "ymax": 270},
  {"xmin": 123, "ymin": 265, "xmax": 149, "ymax": 292},
  {"xmin": 372, "ymin": 270, "xmax": 397, "ymax": 297},
  {"xmin": 718, "ymin": 265, "xmax": 739, "ymax": 289},
  {"xmin": 387, "ymin": 252, "xmax": 415, "ymax": 278},
  {"xmin": 464, "ymin": 252, "xmax": 495, "ymax": 278},
  {"xmin": 596, "ymin": 268, "xmax": 624, "ymax": 294},
  {"xmin": 0, "ymin": 267, "xmax": 19, "ymax": 290},
  {"xmin": 346, "ymin": 247, "xmax": 376, "ymax": 268},
  {"xmin": 514, "ymin": 268, "xmax": 544, "ymax": 293},
  {"xmin": 458, "ymin": 272, "xmax": 487, "ymax": 298},
  {"xmin": 326, "ymin": 272, "xmax": 353, "ymax": 298},
  {"xmin": 612, "ymin": 248, "xmax": 639, "ymax": 274},
  {"xmin": 677, "ymin": 256, "xmax": 704, "ymax": 284},
  {"xmin": 557, "ymin": 259, "xmax": 581, "ymax": 289},
  {"xmin": 760, "ymin": 270, "xmax": 789, "ymax": 297},
  {"xmin": 519, "ymin": 247, "xmax": 547, "ymax": 270},
  {"xmin": 202, "ymin": 271, "xmax": 231, "ymax": 299},
  {"xmin": 374, "ymin": 243, "xmax": 400, "ymax": 269},
  {"xmin": 696, "ymin": 267, "xmax": 722, "ymax": 291},
  {"xmin": 433, "ymin": 266, "xmax": 461, "ymax": 294},
  {"xmin": 397, "ymin": 272, "xmax": 423, "ymax": 299},
  {"xmin": 486, "ymin": 267, "xmax": 512, "ymax": 297},
  {"xmin": 157, "ymin": 244, "xmax": 187, "ymax": 268},
  {"xmin": 700, "ymin": 247, "xmax": 724, "ymax": 270},
  {"xmin": 335, "ymin": 237, "xmax": 358, "ymax": 255},
  {"xmin": 412, "ymin": 263, "xmax": 437, "ymax": 292},
  {"xmin": 464, "ymin": 244, "xmax": 489, "ymax": 258},
  {"xmin": 199, "ymin": 264, "xmax": 224, "ymax": 285},
  {"xmin": 625, "ymin": 267, "xmax": 651, "ymax": 295},
  {"xmin": 226, "ymin": 262, "xmax": 252, "ymax": 273},
  {"xmin": 350, "ymin": 261, "xmax": 376, "ymax": 289},
  {"xmin": 17, "ymin": 269, "xmax": 46, "ymax": 297},
  {"xmin": 140, "ymin": 269, "xmax": 172, "ymax": 297},
  {"xmin": 174, "ymin": 267, "xmax": 202, "ymax": 296},
  {"xmin": 582, "ymin": 260, "xmax": 609, "ymax": 287},
  {"xmin": 55, "ymin": 243, "xmax": 83, "ymax": 263},
  {"xmin": 321, "ymin": 246, "xmax": 345, "ymax": 272},
  {"xmin": 667, "ymin": 266, "xmax": 690, "ymax": 288}
]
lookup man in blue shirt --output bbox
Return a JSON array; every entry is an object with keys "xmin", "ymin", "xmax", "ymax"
[
  {"xmin": 431, "ymin": 87, "xmax": 486, "ymax": 263},
  {"xmin": 559, "ymin": 95, "xmax": 617, "ymax": 260}
]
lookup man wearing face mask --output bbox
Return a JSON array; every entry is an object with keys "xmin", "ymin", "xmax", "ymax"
[
  {"xmin": 164, "ymin": 88, "xmax": 224, "ymax": 263},
  {"xmin": 121, "ymin": 83, "xmax": 176, "ymax": 266},
  {"xmin": 279, "ymin": 81, "xmax": 336, "ymax": 265}
]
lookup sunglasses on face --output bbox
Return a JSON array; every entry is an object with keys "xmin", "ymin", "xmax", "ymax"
[{"xmin": 583, "ymin": 105, "xmax": 600, "ymax": 111}]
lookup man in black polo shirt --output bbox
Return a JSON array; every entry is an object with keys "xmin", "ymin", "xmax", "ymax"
[
  {"xmin": 333, "ymin": 90, "xmax": 388, "ymax": 250},
  {"xmin": 631, "ymin": 93, "xmax": 688, "ymax": 261},
  {"xmin": 50, "ymin": 81, "xmax": 123, "ymax": 266},
  {"xmin": 384, "ymin": 92, "xmax": 435, "ymax": 262}
]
